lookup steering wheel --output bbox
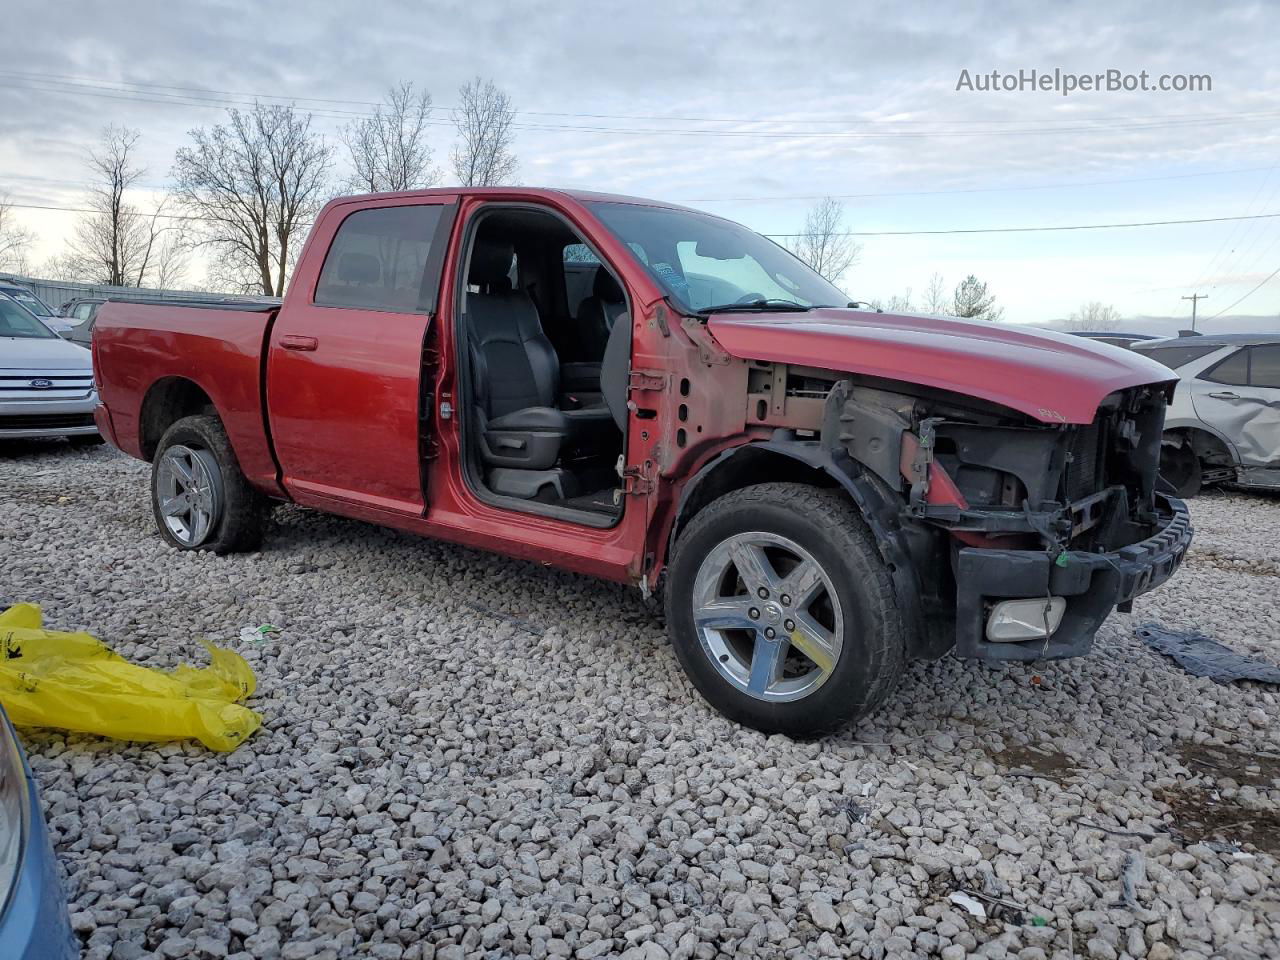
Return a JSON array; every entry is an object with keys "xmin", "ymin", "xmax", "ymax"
[{"xmin": 734, "ymin": 292, "xmax": 767, "ymax": 304}]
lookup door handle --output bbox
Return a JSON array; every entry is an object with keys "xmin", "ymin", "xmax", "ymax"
[
  {"xmin": 1208, "ymin": 391, "xmax": 1239, "ymax": 400},
  {"xmin": 280, "ymin": 335, "xmax": 318, "ymax": 352}
]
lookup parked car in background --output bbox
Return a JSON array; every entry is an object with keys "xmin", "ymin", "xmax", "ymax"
[
  {"xmin": 0, "ymin": 702, "xmax": 78, "ymax": 960},
  {"xmin": 58, "ymin": 298, "xmax": 106, "ymax": 347},
  {"xmin": 0, "ymin": 283, "xmax": 72, "ymax": 335},
  {"xmin": 1069, "ymin": 331, "xmax": 1160, "ymax": 350},
  {"xmin": 92, "ymin": 186, "xmax": 1191, "ymax": 736},
  {"xmin": 1133, "ymin": 333, "xmax": 1280, "ymax": 496},
  {"xmin": 0, "ymin": 295, "xmax": 101, "ymax": 444}
]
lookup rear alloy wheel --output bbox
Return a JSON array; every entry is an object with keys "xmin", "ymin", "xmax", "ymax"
[
  {"xmin": 155, "ymin": 444, "xmax": 224, "ymax": 546},
  {"xmin": 666, "ymin": 483, "xmax": 906, "ymax": 738},
  {"xmin": 150, "ymin": 415, "xmax": 267, "ymax": 553}
]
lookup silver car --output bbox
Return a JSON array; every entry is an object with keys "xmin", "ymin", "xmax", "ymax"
[
  {"xmin": 1134, "ymin": 334, "xmax": 1280, "ymax": 496},
  {"xmin": 0, "ymin": 294, "xmax": 100, "ymax": 444}
]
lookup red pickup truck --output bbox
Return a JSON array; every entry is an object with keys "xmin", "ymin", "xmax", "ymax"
[{"xmin": 93, "ymin": 187, "xmax": 1192, "ymax": 736}]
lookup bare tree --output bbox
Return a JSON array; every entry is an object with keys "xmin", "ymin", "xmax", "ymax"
[
  {"xmin": 0, "ymin": 194, "xmax": 35, "ymax": 272},
  {"xmin": 787, "ymin": 197, "xmax": 861, "ymax": 287},
  {"xmin": 172, "ymin": 103, "xmax": 333, "ymax": 296},
  {"xmin": 451, "ymin": 77, "xmax": 518, "ymax": 187},
  {"xmin": 343, "ymin": 82, "xmax": 438, "ymax": 193},
  {"xmin": 1065, "ymin": 300, "xmax": 1122, "ymax": 331},
  {"xmin": 67, "ymin": 126, "xmax": 174, "ymax": 286},
  {"xmin": 952, "ymin": 274, "xmax": 1003, "ymax": 321},
  {"xmin": 151, "ymin": 234, "xmax": 190, "ymax": 288},
  {"xmin": 923, "ymin": 272, "xmax": 949, "ymax": 314},
  {"xmin": 884, "ymin": 289, "xmax": 914, "ymax": 313}
]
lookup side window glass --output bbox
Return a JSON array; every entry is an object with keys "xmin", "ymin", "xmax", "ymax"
[
  {"xmin": 315, "ymin": 205, "xmax": 445, "ymax": 312},
  {"xmin": 563, "ymin": 243, "xmax": 600, "ymax": 264},
  {"xmin": 1200, "ymin": 348, "xmax": 1249, "ymax": 386},
  {"xmin": 1249, "ymin": 345, "xmax": 1280, "ymax": 389}
]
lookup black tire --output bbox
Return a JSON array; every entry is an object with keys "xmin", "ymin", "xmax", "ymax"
[
  {"xmin": 68, "ymin": 434, "xmax": 105, "ymax": 447},
  {"xmin": 150, "ymin": 414, "xmax": 268, "ymax": 554},
  {"xmin": 665, "ymin": 482, "xmax": 906, "ymax": 738},
  {"xmin": 1160, "ymin": 442, "xmax": 1202, "ymax": 499}
]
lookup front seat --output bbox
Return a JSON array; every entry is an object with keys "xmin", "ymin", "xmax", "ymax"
[
  {"xmin": 465, "ymin": 241, "xmax": 570, "ymax": 473},
  {"xmin": 577, "ymin": 266, "xmax": 628, "ymax": 353}
]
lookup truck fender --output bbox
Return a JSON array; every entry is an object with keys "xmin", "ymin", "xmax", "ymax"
[{"xmin": 665, "ymin": 437, "xmax": 944, "ymax": 660}]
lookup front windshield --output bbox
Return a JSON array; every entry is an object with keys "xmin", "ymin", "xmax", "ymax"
[
  {"xmin": 588, "ymin": 202, "xmax": 847, "ymax": 312},
  {"xmin": 0, "ymin": 295, "xmax": 56, "ymax": 338},
  {"xmin": 1, "ymin": 287, "xmax": 56, "ymax": 316}
]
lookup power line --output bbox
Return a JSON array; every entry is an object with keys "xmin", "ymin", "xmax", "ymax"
[
  {"xmin": 10, "ymin": 196, "xmax": 1279, "ymax": 237},
  {"xmin": 1184, "ymin": 164, "xmax": 1280, "ymax": 294},
  {"xmin": 760, "ymin": 211, "xmax": 1280, "ymax": 238},
  {"xmin": 1204, "ymin": 263, "xmax": 1280, "ymax": 319},
  {"xmin": 8, "ymin": 164, "xmax": 1273, "ymax": 207},
  {"xmin": 7, "ymin": 68, "xmax": 1280, "ymax": 127},
  {"xmin": 7, "ymin": 74, "xmax": 1280, "ymax": 140},
  {"xmin": 682, "ymin": 165, "xmax": 1277, "ymax": 203}
]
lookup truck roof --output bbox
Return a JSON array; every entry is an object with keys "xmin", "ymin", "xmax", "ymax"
[{"xmin": 325, "ymin": 186, "xmax": 704, "ymax": 214}]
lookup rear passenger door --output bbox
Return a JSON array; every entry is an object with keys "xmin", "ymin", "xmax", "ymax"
[
  {"xmin": 1192, "ymin": 345, "xmax": 1280, "ymax": 468},
  {"xmin": 267, "ymin": 197, "xmax": 457, "ymax": 515}
]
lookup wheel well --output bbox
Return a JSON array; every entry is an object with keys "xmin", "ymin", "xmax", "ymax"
[
  {"xmin": 674, "ymin": 445, "xmax": 837, "ymax": 540},
  {"xmin": 1165, "ymin": 426, "xmax": 1233, "ymax": 466},
  {"xmin": 139, "ymin": 378, "xmax": 216, "ymax": 461}
]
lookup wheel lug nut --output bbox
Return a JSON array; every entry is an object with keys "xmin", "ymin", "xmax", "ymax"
[
  {"xmin": 757, "ymin": 587, "xmax": 769, "ymax": 599},
  {"xmin": 780, "ymin": 594, "xmax": 791, "ymax": 606},
  {"xmin": 748, "ymin": 607, "xmax": 760, "ymax": 620},
  {"xmin": 764, "ymin": 627, "xmax": 776, "ymax": 639},
  {"xmin": 784, "ymin": 619, "xmax": 795, "ymax": 632}
]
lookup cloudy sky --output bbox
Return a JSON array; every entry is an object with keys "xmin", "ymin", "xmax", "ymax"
[{"xmin": 2, "ymin": 0, "xmax": 1279, "ymax": 331}]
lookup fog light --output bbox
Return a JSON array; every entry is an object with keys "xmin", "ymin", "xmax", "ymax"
[{"xmin": 986, "ymin": 597, "xmax": 1066, "ymax": 642}]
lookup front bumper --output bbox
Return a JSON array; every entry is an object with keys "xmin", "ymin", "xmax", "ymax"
[
  {"xmin": 0, "ymin": 395, "xmax": 99, "ymax": 439},
  {"xmin": 953, "ymin": 493, "xmax": 1193, "ymax": 662},
  {"xmin": 0, "ymin": 713, "xmax": 78, "ymax": 960}
]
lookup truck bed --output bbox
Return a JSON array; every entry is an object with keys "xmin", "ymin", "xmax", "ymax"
[{"xmin": 93, "ymin": 299, "xmax": 284, "ymax": 496}]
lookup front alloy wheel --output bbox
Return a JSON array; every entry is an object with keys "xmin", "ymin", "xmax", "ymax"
[{"xmin": 692, "ymin": 532, "xmax": 843, "ymax": 702}]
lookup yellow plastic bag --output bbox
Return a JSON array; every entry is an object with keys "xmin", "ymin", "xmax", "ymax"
[{"xmin": 0, "ymin": 604, "xmax": 261, "ymax": 751}]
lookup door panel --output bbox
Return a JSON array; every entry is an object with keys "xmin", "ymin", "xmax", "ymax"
[
  {"xmin": 267, "ymin": 198, "xmax": 455, "ymax": 514},
  {"xmin": 1191, "ymin": 345, "xmax": 1280, "ymax": 468}
]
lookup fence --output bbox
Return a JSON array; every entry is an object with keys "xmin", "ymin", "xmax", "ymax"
[{"xmin": 0, "ymin": 273, "xmax": 275, "ymax": 312}]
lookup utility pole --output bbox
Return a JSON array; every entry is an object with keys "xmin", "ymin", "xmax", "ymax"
[{"xmin": 1182, "ymin": 293, "xmax": 1208, "ymax": 333}]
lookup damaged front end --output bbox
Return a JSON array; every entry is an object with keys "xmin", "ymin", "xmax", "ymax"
[{"xmin": 814, "ymin": 374, "xmax": 1193, "ymax": 662}]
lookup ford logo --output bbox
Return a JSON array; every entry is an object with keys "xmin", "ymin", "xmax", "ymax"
[{"xmin": 29, "ymin": 378, "xmax": 54, "ymax": 389}]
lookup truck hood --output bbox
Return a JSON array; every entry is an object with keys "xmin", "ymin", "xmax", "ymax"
[
  {"xmin": 706, "ymin": 309, "xmax": 1177, "ymax": 424},
  {"xmin": 0, "ymin": 335, "xmax": 93, "ymax": 370}
]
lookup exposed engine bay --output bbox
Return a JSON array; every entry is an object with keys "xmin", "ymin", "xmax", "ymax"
[{"xmin": 740, "ymin": 361, "xmax": 1189, "ymax": 662}]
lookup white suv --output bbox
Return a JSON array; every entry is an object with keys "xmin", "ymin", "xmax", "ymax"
[{"xmin": 1134, "ymin": 334, "xmax": 1280, "ymax": 496}]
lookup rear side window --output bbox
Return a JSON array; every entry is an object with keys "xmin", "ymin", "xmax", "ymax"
[
  {"xmin": 563, "ymin": 243, "xmax": 600, "ymax": 264},
  {"xmin": 1200, "ymin": 348, "xmax": 1249, "ymax": 386},
  {"xmin": 1249, "ymin": 345, "xmax": 1280, "ymax": 389},
  {"xmin": 1135, "ymin": 342, "xmax": 1221, "ymax": 369},
  {"xmin": 315, "ymin": 205, "xmax": 446, "ymax": 313}
]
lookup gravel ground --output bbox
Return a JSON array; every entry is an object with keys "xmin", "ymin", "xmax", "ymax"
[{"xmin": 2, "ymin": 440, "xmax": 1278, "ymax": 960}]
